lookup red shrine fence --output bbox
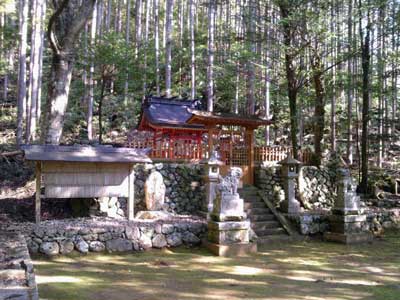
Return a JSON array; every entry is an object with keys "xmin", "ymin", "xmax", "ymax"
[{"xmin": 127, "ymin": 137, "xmax": 313, "ymax": 165}]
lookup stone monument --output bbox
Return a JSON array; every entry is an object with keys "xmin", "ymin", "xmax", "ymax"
[
  {"xmin": 324, "ymin": 159, "xmax": 373, "ymax": 244},
  {"xmin": 136, "ymin": 165, "xmax": 170, "ymax": 220},
  {"xmin": 204, "ymin": 167, "xmax": 257, "ymax": 256},
  {"xmin": 278, "ymin": 154, "xmax": 302, "ymax": 214}
]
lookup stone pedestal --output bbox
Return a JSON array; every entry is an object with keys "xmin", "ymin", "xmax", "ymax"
[
  {"xmin": 324, "ymin": 167, "xmax": 372, "ymax": 244},
  {"xmin": 204, "ymin": 167, "xmax": 257, "ymax": 256},
  {"xmin": 210, "ymin": 193, "xmax": 246, "ymax": 221}
]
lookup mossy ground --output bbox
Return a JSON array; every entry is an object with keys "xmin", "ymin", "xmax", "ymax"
[{"xmin": 33, "ymin": 231, "xmax": 400, "ymax": 300}]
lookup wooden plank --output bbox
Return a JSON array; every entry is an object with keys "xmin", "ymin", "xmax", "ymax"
[
  {"xmin": 42, "ymin": 162, "xmax": 129, "ymax": 173},
  {"xmin": 43, "ymin": 172, "xmax": 127, "ymax": 186},
  {"xmin": 45, "ymin": 184, "xmax": 129, "ymax": 198},
  {"xmin": 127, "ymin": 164, "xmax": 135, "ymax": 220},
  {"xmin": 35, "ymin": 162, "xmax": 41, "ymax": 224}
]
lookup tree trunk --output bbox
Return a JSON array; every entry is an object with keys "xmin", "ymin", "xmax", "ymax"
[
  {"xmin": 154, "ymin": 0, "xmax": 160, "ymax": 96},
  {"xmin": 359, "ymin": 0, "xmax": 371, "ymax": 193},
  {"xmin": 311, "ymin": 48, "xmax": 325, "ymax": 167},
  {"xmin": 41, "ymin": 0, "xmax": 97, "ymax": 144},
  {"xmin": 278, "ymin": 3, "xmax": 299, "ymax": 159},
  {"xmin": 207, "ymin": 0, "xmax": 215, "ymax": 112},
  {"xmin": 245, "ymin": 0, "xmax": 256, "ymax": 115},
  {"xmin": 26, "ymin": 0, "xmax": 46, "ymax": 142},
  {"xmin": 346, "ymin": 0, "xmax": 354, "ymax": 164},
  {"xmin": 165, "ymin": 0, "xmax": 174, "ymax": 97},
  {"xmin": 190, "ymin": 0, "xmax": 196, "ymax": 99},
  {"xmin": 124, "ymin": 0, "xmax": 131, "ymax": 104},
  {"xmin": 88, "ymin": 2, "xmax": 97, "ymax": 141},
  {"xmin": 16, "ymin": 0, "xmax": 29, "ymax": 146}
]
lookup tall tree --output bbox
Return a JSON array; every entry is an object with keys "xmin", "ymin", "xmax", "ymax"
[
  {"xmin": 359, "ymin": 0, "xmax": 372, "ymax": 192},
  {"xmin": 207, "ymin": 0, "xmax": 215, "ymax": 112},
  {"xmin": 16, "ymin": 0, "xmax": 28, "ymax": 146},
  {"xmin": 165, "ymin": 0, "xmax": 174, "ymax": 97},
  {"xmin": 41, "ymin": 0, "xmax": 96, "ymax": 144},
  {"xmin": 26, "ymin": 0, "xmax": 46, "ymax": 142}
]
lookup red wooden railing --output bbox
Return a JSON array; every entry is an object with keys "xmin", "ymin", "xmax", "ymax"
[{"xmin": 127, "ymin": 136, "xmax": 312, "ymax": 165}]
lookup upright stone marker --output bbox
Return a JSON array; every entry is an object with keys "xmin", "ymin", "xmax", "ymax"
[
  {"xmin": 144, "ymin": 167, "xmax": 166, "ymax": 210},
  {"xmin": 324, "ymin": 159, "xmax": 373, "ymax": 244},
  {"xmin": 204, "ymin": 167, "xmax": 257, "ymax": 256}
]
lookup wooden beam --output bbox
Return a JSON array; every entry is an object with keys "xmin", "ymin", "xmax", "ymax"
[
  {"xmin": 127, "ymin": 164, "xmax": 135, "ymax": 220},
  {"xmin": 35, "ymin": 162, "xmax": 42, "ymax": 223}
]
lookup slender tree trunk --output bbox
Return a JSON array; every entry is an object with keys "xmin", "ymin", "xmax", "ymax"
[
  {"xmin": 135, "ymin": 0, "xmax": 143, "ymax": 59},
  {"xmin": 278, "ymin": 3, "xmax": 299, "ymax": 159},
  {"xmin": 165, "ymin": 0, "xmax": 174, "ymax": 97},
  {"xmin": 207, "ymin": 0, "xmax": 215, "ymax": 112},
  {"xmin": 124, "ymin": 0, "xmax": 131, "ymax": 104},
  {"xmin": 189, "ymin": 0, "xmax": 196, "ymax": 99},
  {"xmin": 27, "ymin": 0, "xmax": 45, "ymax": 142},
  {"xmin": 377, "ymin": 4, "xmax": 385, "ymax": 167},
  {"xmin": 88, "ymin": 2, "xmax": 97, "ymax": 141},
  {"xmin": 154, "ymin": 0, "xmax": 160, "ymax": 96},
  {"xmin": 16, "ymin": 0, "xmax": 29, "ymax": 146},
  {"xmin": 142, "ymin": 0, "xmax": 150, "ymax": 100},
  {"xmin": 36, "ymin": 0, "xmax": 46, "ymax": 128},
  {"xmin": 311, "ymin": 46, "xmax": 325, "ymax": 167},
  {"xmin": 359, "ymin": 0, "xmax": 371, "ymax": 193},
  {"xmin": 246, "ymin": 0, "xmax": 256, "ymax": 115},
  {"xmin": 347, "ymin": 0, "xmax": 354, "ymax": 164}
]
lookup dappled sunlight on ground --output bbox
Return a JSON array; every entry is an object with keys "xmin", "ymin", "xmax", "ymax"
[{"xmin": 33, "ymin": 231, "xmax": 400, "ymax": 300}]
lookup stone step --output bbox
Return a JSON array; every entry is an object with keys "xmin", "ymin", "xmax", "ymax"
[
  {"xmin": 255, "ymin": 227, "xmax": 286, "ymax": 236},
  {"xmin": 251, "ymin": 220, "xmax": 280, "ymax": 230},
  {"xmin": 245, "ymin": 207, "xmax": 271, "ymax": 215},
  {"xmin": 244, "ymin": 202, "xmax": 265, "ymax": 209},
  {"xmin": 243, "ymin": 197, "xmax": 263, "ymax": 204},
  {"xmin": 249, "ymin": 214, "xmax": 275, "ymax": 222}
]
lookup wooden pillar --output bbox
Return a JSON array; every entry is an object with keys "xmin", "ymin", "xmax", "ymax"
[
  {"xmin": 208, "ymin": 126, "xmax": 214, "ymax": 158},
  {"xmin": 35, "ymin": 162, "xmax": 41, "ymax": 223},
  {"xmin": 247, "ymin": 127, "xmax": 255, "ymax": 185},
  {"xmin": 128, "ymin": 164, "xmax": 135, "ymax": 221}
]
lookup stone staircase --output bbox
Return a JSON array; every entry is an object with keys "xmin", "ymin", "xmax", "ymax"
[{"xmin": 238, "ymin": 186, "xmax": 294, "ymax": 243}]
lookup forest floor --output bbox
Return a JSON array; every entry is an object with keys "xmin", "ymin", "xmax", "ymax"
[{"xmin": 33, "ymin": 231, "xmax": 400, "ymax": 300}]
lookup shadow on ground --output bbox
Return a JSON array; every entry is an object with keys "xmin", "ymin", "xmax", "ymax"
[{"xmin": 33, "ymin": 231, "xmax": 400, "ymax": 300}]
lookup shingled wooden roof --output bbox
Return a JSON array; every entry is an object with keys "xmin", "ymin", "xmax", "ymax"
[
  {"xmin": 187, "ymin": 109, "xmax": 273, "ymax": 129},
  {"xmin": 22, "ymin": 145, "xmax": 152, "ymax": 163},
  {"xmin": 138, "ymin": 96, "xmax": 206, "ymax": 131}
]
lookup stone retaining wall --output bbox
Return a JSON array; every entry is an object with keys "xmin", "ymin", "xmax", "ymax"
[
  {"xmin": 134, "ymin": 163, "xmax": 205, "ymax": 214},
  {"xmin": 288, "ymin": 208, "xmax": 400, "ymax": 236},
  {"xmin": 0, "ymin": 232, "xmax": 38, "ymax": 300},
  {"xmin": 255, "ymin": 165, "xmax": 336, "ymax": 210},
  {"xmin": 8, "ymin": 217, "xmax": 207, "ymax": 256}
]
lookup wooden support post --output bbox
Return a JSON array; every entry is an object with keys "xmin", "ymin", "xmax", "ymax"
[
  {"xmin": 247, "ymin": 128, "xmax": 255, "ymax": 185},
  {"xmin": 128, "ymin": 164, "xmax": 135, "ymax": 221},
  {"xmin": 208, "ymin": 127, "xmax": 214, "ymax": 159},
  {"xmin": 35, "ymin": 162, "xmax": 41, "ymax": 223}
]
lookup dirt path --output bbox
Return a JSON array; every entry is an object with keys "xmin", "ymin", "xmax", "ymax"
[{"xmin": 33, "ymin": 232, "xmax": 400, "ymax": 300}]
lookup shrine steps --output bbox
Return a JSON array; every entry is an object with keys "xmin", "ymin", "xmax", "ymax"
[{"xmin": 239, "ymin": 186, "xmax": 302, "ymax": 244}]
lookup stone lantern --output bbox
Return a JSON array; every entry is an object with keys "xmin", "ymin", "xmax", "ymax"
[
  {"xmin": 278, "ymin": 153, "xmax": 302, "ymax": 214},
  {"xmin": 203, "ymin": 150, "xmax": 224, "ymax": 216},
  {"xmin": 324, "ymin": 157, "xmax": 373, "ymax": 244}
]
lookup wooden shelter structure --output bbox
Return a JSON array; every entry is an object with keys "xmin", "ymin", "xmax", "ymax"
[
  {"xmin": 22, "ymin": 145, "xmax": 151, "ymax": 223},
  {"xmin": 129, "ymin": 96, "xmax": 273, "ymax": 184}
]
